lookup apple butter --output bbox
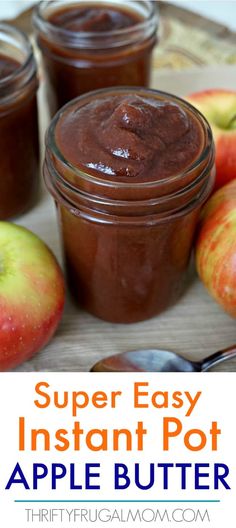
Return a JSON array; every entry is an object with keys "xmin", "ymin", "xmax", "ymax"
[
  {"xmin": 44, "ymin": 88, "xmax": 215, "ymax": 323},
  {"xmin": 33, "ymin": 1, "xmax": 158, "ymax": 115},
  {"xmin": 0, "ymin": 25, "xmax": 39, "ymax": 220}
]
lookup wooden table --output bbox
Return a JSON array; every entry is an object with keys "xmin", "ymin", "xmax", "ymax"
[{"xmin": 14, "ymin": 65, "xmax": 236, "ymax": 372}]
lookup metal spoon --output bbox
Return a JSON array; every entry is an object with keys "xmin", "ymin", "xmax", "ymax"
[{"xmin": 91, "ymin": 345, "xmax": 236, "ymax": 372}]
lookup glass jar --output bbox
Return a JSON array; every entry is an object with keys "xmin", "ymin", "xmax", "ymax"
[
  {"xmin": 0, "ymin": 24, "xmax": 39, "ymax": 220},
  {"xmin": 44, "ymin": 87, "xmax": 215, "ymax": 324},
  {"xmin": 33, "ymin": 0, "xmax": 158, "ymax": 115}
]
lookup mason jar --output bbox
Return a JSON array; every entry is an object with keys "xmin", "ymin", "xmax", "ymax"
[
  {"xmin": 33, "ymin": 0, "xmax": 158, "ymax": 115},
  {"xmin": 43, "ymin": 87, "xmax": 215, "ymax": 323},
  {"xmin": 0, "ymin": 24, "xmax": 39, "ymax": 220}
]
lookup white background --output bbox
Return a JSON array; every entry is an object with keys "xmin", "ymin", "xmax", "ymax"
[
  {"xmin": 171, "ymin": 0, "xmax": 236, "ymax": 31},
  {"xmin": 0, "ymin": 373, "xmax": 235, "ymax": 527}
]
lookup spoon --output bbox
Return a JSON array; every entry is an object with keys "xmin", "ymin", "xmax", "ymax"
[{"xmin": 91, "ymin": 345, "xmax": 236, "ymax": 372}]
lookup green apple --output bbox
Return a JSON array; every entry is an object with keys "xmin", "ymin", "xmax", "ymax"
[
  {"xmin": 186, "ymin": 89, "xmax": 236, "ymax": 190},
  {"xmin": 0, "ymin": 222, "xmax": 65, "ymax": 370}
]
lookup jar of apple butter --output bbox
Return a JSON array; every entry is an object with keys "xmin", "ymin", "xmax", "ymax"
[
  {"xmin": 44, "ymin": 87, "xmax": 215, "ymax": 323},
  {"xmin": 0, "ymin": 24, "xmax": 39, "ymax": 220},
  {"xmin": 33, "ymin": 0, "xmax": 158, "ymax": 115}
]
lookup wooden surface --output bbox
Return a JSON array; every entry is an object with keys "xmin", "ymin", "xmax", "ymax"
[{"xmin": 14, "ymin": 65, "xmax": 236, "ymax": 372}]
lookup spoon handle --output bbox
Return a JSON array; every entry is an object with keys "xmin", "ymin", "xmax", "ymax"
[{"xmin": 201, "ymin": 344, "xmax": 236, "ymax": 371}]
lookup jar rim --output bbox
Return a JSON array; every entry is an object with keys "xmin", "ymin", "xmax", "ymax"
[
  {"xmin": 33, "ymin": 0, "xmax": 158, "ymax": 49},
  {"xmin": 0, "ymin": 23, "xmax": 37, "ymax": 105},
  {"xmin": 45, "ymin": 149, "xmax": 214, "ymax": 208},
  {"xmin": 0, "ymin": 23, "xmax": 34, "ymax": 88},
  {"xmin": 46, "ymin": 86, "xmax": 214, "ymax": 192}
]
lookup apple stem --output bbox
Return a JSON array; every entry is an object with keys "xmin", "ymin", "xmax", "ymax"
[{"xmin": 227, "ymin": 114, "xmax": 236, "ymax": 129}]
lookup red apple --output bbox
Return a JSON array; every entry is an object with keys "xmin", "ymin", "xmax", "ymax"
[
  {"xmin": 195, "ymin": 179, "xmax": 236, "ymax": 317},
  {"xmin": 187, "ymin": 89, "xmax": 236, "ymax": 191},
  {"xmin": 0, "ymin": 222, "xmax": 65, "ymax": 370}
]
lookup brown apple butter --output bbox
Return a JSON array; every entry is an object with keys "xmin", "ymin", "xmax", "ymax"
[
  {"xmin": 44, "ymin": 88, "xmax": 215, "ymax": 323},
  {"xmin": 49, "ymin": 4, "xmax": 142, "ymax": 31},
  {"xmin": 0, "ymin": 25, "xmax": 39, "ymax": 220},
  {"xmin": 55, "ymin": 94, "xmax": 203, "ymax": 183},
  {"xmin": 33, "ymin": 1, "xmax": 158, "ymax": 115}
]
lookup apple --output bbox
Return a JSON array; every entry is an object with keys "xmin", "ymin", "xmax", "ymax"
[
  {"xmin": 186, "ymin": 89, "xmax": 236, "ymax": 191},
  {"xmin": 0, "ymin": 222, "xmax": 65, "ymax": 370},
  {"xmin": 195, "ymin": 179, "xmax": 236, "ymax": 317}
]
